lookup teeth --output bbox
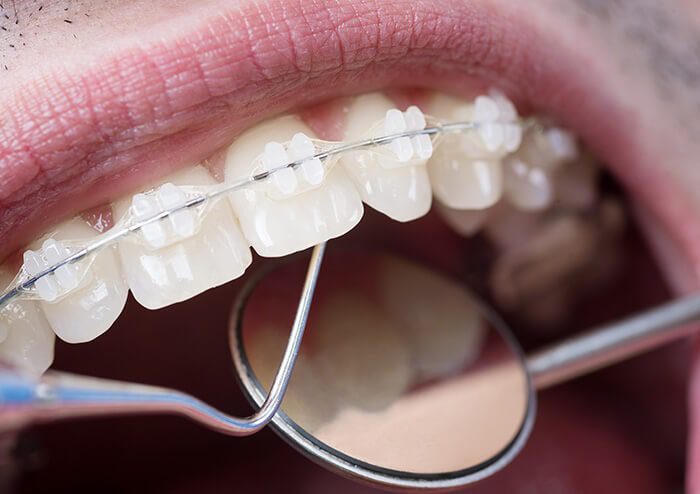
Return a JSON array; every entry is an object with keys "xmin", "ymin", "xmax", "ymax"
[
  {"xmin": 503, "ymin": 156, "xmax": 553, "ymax": 211},
  {"xmin": 263, "ymin": 141, "xmax": 299, "ymax": 195},
  {"xmin": 435, "ymin": 202, "xmax": 490, "ymax": 237},
  {"xmin": 313, "ymin": 293, "xmax": 413, "ymax": 411},
  {"xmin": 427, "ymin": 94, "xmax": 509, "ymax": 210},
  {"xmin": 115, "ymin": 165, "xmax": 252, "ymax": 309},
  {"xmin": 0, "ymin": 270, "xmax": 55, "ymax": 375},
  {"xmin": 340, "ymin": 94, "xmax": 432, "ymax": 222},
  {"xmin": 379, "ymin": 256, "xmax": 486, "ymax": 380},
  {"xmin": 520, "ymin": 126, "xmax": 579, "ymax": 171},
  {"xmin": 28, "ymin": 220, "xmax": 129, "ymax": 343},
  {"xmin": 225, "ymin": 115, "xmax": 363, "ymax": 257},
  {"xmin": 246, "ymin": 324, "xmax": 337, "ymax": 432}
]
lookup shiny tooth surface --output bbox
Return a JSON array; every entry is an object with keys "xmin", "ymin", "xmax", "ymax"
[
  {"xmin": 115, "ymin": 165, "xmax": 252, "ymax": 310},
  {"xmin": 427, "ymin": 94, "xmax": 506, "ymax": 210},
  {"xmin": 289, "ymin": 132, "xmax": 324, "ymax": 186},
  {"xmin": 314, "ymin": 293, "xmax": 413, "ymax": 411},
  {"xmin": 340, "ymin": 93, "xmax": 432, "ymax": 222},
  {"xmin": 0, "ymin": 270, "xmax": 55, "ymax": 375},
  {"xmin": 503, "ymin": 156, "xmax": 554, "ymax": 211},
  {"xmin": 31, "ymin": 220, "xmax": 129, "ymax": 343},
  {"xmin": 226, "ymin": 116, "xmax": 363, "ymax": 257},
  {"xmin": 379, "ymin": 257, "xmax": 486, "ymax": 380}
]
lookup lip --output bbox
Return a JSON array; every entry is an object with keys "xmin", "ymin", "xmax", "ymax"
[{"xmin": 0, "ymin": 0, "xmax": 685, "ymax": 268}]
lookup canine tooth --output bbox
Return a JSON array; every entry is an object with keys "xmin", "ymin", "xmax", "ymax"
[
  {"xmin": 474, "ymin": 95, "xmax": 500, "ymax": 123},
  {"xmin": 504, "ymin": 156, "xmax": 553, "ymax": 211},
  {"xmin": 379, "ymin": 257, "xmax": 486, "ymax": 380},
  {"xmin": 314, "ymin": 293, "xmax": 413, "ymax": 411},
  {"xmin": 31, "ymin": 220, "xmax": 129, "ymax": 343},
  {"xmin": 504, "ymin": 123, "xmax": 523, "ymax": 152},
  {"xmin": 411, "ymin": 134, "xmax": 433, "ymax": 159},
  {"xmin": 479, "ymin": 122, "xmax": 505, "ymax": 152},
  {"xmin": 384, "ymin": 108, "xmax": 415, "ymax": 162},
  {"xmin": 226, "ymin": 116, "xmax": 363, "ymax": 257},
  {"xmin": 340, "ymin": 94, "xmax": 431, "ymax": 222},
  {"xmin": 116, "ymin": 166, "xmax": 252, "ymax": 309},
  {"xmin": 0, "ymin": 270, "xmax": 55, "ymax": 375}
]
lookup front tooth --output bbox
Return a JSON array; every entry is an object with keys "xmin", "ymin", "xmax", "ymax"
[
  {"xmin": 289, "ymin": 132, "xmax": 324, "ymax": 186},
  {"xmin": 0, "ymin": 270, "xmax": 55, "ymax": 375},
  {"xmin": 263, "ymin": 141, "xmax": 298, "ymax": 195},
  {"xmin": 379, "ymin": 256, "xmax": 486, "ymax": 380},
  {"xmin": 503, "ymin": 156, "xmax": 553, "ymax": 211},
  {"xmin": 158, "ymin": 183, "xmax": 196, "ymax": 237},
  {"xmin": 115, "ymin": 165, "xmax": 252, "ymax": 309},
  {"xmin": 427, "ymin": 94, "xmax": 504, "ymax": 210},
  {"xmin": 29, "ymin": 220, "xmax": 129, "ymax": 343},
  {"xmin": 340, "ymin": 94, "xmax": 432, "ymax": 222},
  {"xmin": 384, "ymin": 108, "xmax": 414, "ymax": 162},
  {"xmin": 23, "ymin": 250, "xmax": 59, "ymax": 302},
  {"xmin": 225, "ymin": 115, "xmax": 363, "ymax": 257}
]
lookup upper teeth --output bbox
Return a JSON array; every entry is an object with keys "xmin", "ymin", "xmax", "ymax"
[{"xmin": 0, "ymin": 89, "xmax": 596, "ymax": 378}]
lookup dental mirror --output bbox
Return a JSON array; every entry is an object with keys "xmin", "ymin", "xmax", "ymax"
[
  {"xmin": 230, "ymin": 249, "xmax": 700, "ymax": 491},
  {"xmin": 231, "ymin": 251, "xmax": 534, "ymax": 490}
]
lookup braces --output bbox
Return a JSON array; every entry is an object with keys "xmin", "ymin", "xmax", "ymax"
[{"xmin": 0, "ymin": 112, "xmax": 534, "ymax": 310}]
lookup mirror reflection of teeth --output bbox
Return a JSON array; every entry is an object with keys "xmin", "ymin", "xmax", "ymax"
[
  {"xmin": 313, "ymin": 293, "xmax": 413, "ymax": 412},
  {"xmin": 246, "ymin": 324, "xmax": 339, "ymax": 433},
  {"xmin": 378, "ymin": 257, "xmax": 487, "ymax": 381},
  {"xmin": 0, "ymin": 88, "xmax": 613, "ymax": 376}
]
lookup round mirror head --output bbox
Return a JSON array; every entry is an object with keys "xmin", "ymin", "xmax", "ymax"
[{"xmin": 232, "ymin": 252, "xmax": 535, "ymax": 490}]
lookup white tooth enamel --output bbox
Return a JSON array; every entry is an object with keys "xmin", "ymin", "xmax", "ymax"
[
  {"xmin": 379, "ymin": 257, "xmax": 486, "ymax": 380},
  {"xmin": 157, "ymin": 183, "xmax": 196, "ymax": 237},
  {"xmin": 116, "ymin": 165, "xmax": 252, "ymax": 309},
  {"xmin": 131, "ymin": 193, "xmax": 167, "ymax": 248},
  {"xmin": 504, "ymin": 156, "xmax": 553, "ymax": 211},
  {"xmin": 226, "ymin": 115, "xmax": 363, "ymax": 257},
  {"xmin": 31, "ymin": 220, "xmax": 129, "ymax": 343},
  {"xmin": 340, "ymin": 94, "xmax": 432, "ymax": 222},
  {"xmin": 263, "ymin": 141, "xmax": 298, "ymax": 195},
  {"xmin": 0, "ymin": 270, "xmax": 55, "ymax": 375},
  {"xmin": 427, "ymin": 94, "xmax": 506, "ymax": 210},
  {"xmin": 435, "ymin": 202, "xmax": 489, "ymax": 237},
  {"xmin": 314, "ymin": 293, "xmax": 413, "ymax": 411}
]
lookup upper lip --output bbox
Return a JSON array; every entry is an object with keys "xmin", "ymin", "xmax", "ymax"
[{"xmin": 0, "ymin": 0, "xmax": 690, "ymax": 271}]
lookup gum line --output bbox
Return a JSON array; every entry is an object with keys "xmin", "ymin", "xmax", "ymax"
[{"xmin": 0, "ymin": 116, "xmax": 532, "ymax": 308}]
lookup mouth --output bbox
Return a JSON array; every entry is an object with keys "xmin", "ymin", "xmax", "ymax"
[{"xmin": 0, "ymin": 0, "xmax": 697, "ymax": 492}]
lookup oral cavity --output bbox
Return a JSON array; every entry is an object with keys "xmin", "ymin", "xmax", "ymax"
[{"xmin": 0, "ymin": 88, "xmax": 622, "ymax": 376}]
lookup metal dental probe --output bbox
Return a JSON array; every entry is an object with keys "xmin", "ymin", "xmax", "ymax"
[{"xmin": 0, "ymin": 243, "xmax": 326, "ymax": 435}]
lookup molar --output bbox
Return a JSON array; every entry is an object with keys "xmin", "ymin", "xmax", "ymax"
[
  {"xmin": 114, "ymin": 165, "xmax": 252, "ymax": 310},
  {"xmin": 225, "ymin": 115, "xmax": 363, "ymax": 257},
  {"xmin": 0, "ymin": 270, "xmax": 55, "ymax": 375},
  {"xmin": 25, "ymin": 220, "xmax": 128, "ymax": 343},
  {"xmin": 340, "ymin": 93, "xmax": 432, "ymax": 222}
]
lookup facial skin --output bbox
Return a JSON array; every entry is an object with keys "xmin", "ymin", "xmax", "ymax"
[{"xmin": 1, "ymin": 0, "xmax": 700, "ymax": 492}]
